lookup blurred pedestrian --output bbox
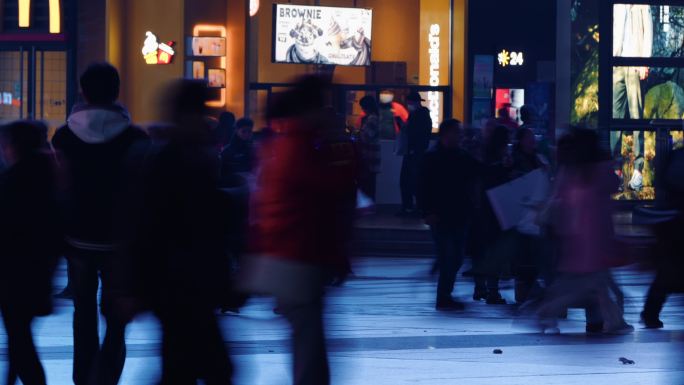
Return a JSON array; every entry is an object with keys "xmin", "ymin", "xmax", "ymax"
[
  {"xmin": 496, "ymin": 105, "xmax": 519, "ymax": 136},
  {"xmin": 215, "ymin": 111, "xmax": 236, "ymax": 150},
  {"xmin": 470, "ymin": 125, "xmax": 511, "ymax": 305},
  {"xmin": 377, "ymin": 89, "xmax": 408, "ymax": 139},
  {"xmin": 641, "ymin": 146, "xmax": 684, "ymax": 328},
  {"xmin": 0, "ymin": 121, "xmax": 62, "ymax": 385},
  {"xmin": 518, "ymin": 105, "xmax": 536, "ymax": 133},
  {"xmin": 51, "ymin": 62, "xmax": 149, "ymax": 385},
  {"xmin": 218, "ymin": 118, "xmax": 254, "ymax": 314},
  {"xmin": 510, "ymin": 128, "xmax": 550, "ymax": 303},
  {"xmin": 398, "ymin": 91, "xmax": 432, "ymax": 216},
  {"xmin": 128, "ymin": 80, "xmax": 235, "ymax": 384},
  {"xmin": 420, "ymin": 119, "xmax": 480, "ymax": 310},
  {"xmin": 358, "ymin": 95, "xmax": 381, "ymax": 201},
  {"xmin": 511, "ymin": 128, "xmax": 545, "ymax": 178},
  {"xmin": 221, "ymin": 117, "xmax": 255, "ymax": 175},
  {"xmin": 535, "ymin": 129, "xmax": 632, "ymax": 334},
  {"xmin": 243, "ymin": 76, "xmax": 357, "ymax": 385}
]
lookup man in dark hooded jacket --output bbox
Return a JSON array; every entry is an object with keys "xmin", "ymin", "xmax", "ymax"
[
  {"xmin": 399, "ymin": 91, "xmax": 433, "ymax": 215},
  {"xmin": 51, "ymin": 62, "xmax": 149, "ymax": 385}
]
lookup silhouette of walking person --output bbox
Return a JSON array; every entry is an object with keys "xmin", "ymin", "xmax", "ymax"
[{"xmin": 0, "ymin": 120, "xmax": 63, "ymax": 385}]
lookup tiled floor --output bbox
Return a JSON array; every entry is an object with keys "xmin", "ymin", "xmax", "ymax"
[{"xmin": 1, "ymin": 257, "xmax": 682, "ymax": 384}]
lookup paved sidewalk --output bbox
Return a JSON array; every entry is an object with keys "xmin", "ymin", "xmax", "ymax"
[{"xmin": 1, "ymin": 257, "xmax": 682, "ymax": 384}]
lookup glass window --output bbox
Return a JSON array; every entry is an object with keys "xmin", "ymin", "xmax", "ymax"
[
  {"xmin": 613, "ymin": 4, "xmax": 684, "ymax": 58},
  {"xmin": 611, "ymin": 130, "xmax": 656, "ymax": 200},
  {"xmin": 570, "ymin": 0, "xmax": 600, "ymax": 127},
  {"xmin": 670, "ymin": 130, "xmax": 684, "ymax": 149},
  {"xmin": 612, "ymin": 66, "xmax": 684, "ymax": 119},
  {"xmin": 0, "ymin": 51, "xmax": 28, "ymax": 124}
]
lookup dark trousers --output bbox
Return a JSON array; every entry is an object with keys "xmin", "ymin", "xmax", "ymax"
[
  {"xmin": 400, "ymin": 154, "xmax": 421, "ymax": 211},
  {"xmin": 156, "ymin": 305, "xmax": 232, "ymax": 385},
  {"xmin": 1, "ymin": 307, "xmax": 46, "ymax": 385},
  {"xmin": 643, "ymin": 273, "xmax": 671, "ymax": 320},
  {"xmin": 358, "ymin": 171, "xmax": 377, "ymax": 201},
  {"xmin": 474, "ymin": 275, "xmax": 501, "ymax": 295},
  {"xmin": 278, "ymin": 297, "xmax": 329, "ymax": 385},
  {"xmin": 512, "ymin": 233, "xmax": 542, "ymax": 303},
  {"xmin": 432, "ymin": 224, "xmax": 467, "ymax": 301},
  {"xmin": 69, "ymin": 250, "xmax": 127, "ymax": 385}
]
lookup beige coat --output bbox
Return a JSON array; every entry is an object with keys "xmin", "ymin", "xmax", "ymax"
[{"xmin": 613, "ymin": 4, "xmax": 653, "ymax": 57}]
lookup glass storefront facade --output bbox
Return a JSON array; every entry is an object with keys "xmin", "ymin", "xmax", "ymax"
[
  {"xmin": 0, "ymin": 0, "xmax": 76, "ymax": 135},
  {"xmin": 567, "ymin": 0, "xmax": 684, "ymax": 203},
  {"xmin": 247, "ymin": 0, "xmax": 459, "ymax": 133}
]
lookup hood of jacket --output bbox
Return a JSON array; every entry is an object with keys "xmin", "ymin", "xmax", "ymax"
[{"xmin": 67, "ymin": 103, "xmax": 131, "ymax": 144}]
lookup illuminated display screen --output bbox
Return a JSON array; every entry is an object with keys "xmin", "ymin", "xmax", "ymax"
[
  {"xmin": 495, "ymin": 88, "xmax": 525, "ymax": 125},
  {"xmin": 671, "ymin": 130, "xmax": 683, "ymax": 149},
  {"xmin": 272, "ymin": 4, "xmax": 372, "ymax": 66},
  {"xmin": 613, "ymin": 4, "xmax": 684, "ymax": 58},
  {"xmin": 188, "ymin": 37, "xmax": 226, "ymax": 57},
  {"xmin": 611, "ymin": 130, "xmax": 656, "ymax": 200},
  {"xmin": 613, "ymin": 66, "xmax": 684, "ymax": 119},
  {"xmin": 207, "ymin": 69, "xmax": 226, "ymax": 88}
]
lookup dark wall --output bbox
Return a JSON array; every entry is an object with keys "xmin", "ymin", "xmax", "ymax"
[
  {"xmin": 468, "ymin": 0, "xmax": 557, "ymax": 86},
  {"xmin": 184, "ymin": 0, "xmax": 227, "ymax": 36},
  {"xmin": 76, "ymin": 0, "xmax": 106, "ymax": 77}
]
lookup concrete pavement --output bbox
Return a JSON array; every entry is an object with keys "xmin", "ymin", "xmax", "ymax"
[{"xmin": 1, "ymin": 257, "xmax": 682, "ymax": 384}]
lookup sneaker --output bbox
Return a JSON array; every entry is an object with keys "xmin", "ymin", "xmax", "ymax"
[
  {"xmin": 436, "ymin": 298, "xmax": 466, "ymax": 311},
  {"xmin": 640, "ymin": 312, "xmax": 664, "ymax": 329},
  {"xmin": 543, "ymin": 327, "xmax": 561, "ymax": 335}
]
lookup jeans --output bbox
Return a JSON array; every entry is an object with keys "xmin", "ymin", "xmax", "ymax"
[
  {"xmin": 278, "ymin": 297, "xmax": 329, "ymax": 385},
  {"xmin": 610, "ymin": 131, "xmax": 643, "ymax": 159},
  {"xmin": 613, "ymin": 67, "xmax": 643, "ymax": 119},
  {"xmin": 400, "ymin": 154, "xmax": 421, "ymax": 211},
  {"xmin": 156, "ymin": 305, "xmax": 233, "ymax": 385},
  {"xmin": 1, "ymin": 307, "xmax": 46, "ymax": 385},
  {"xmin": 68, "ymin": 250, "xmax": 127, "ymax": 385},
  {"xmin": 431, "ymin": 224, "xmax": 467, "ymax": 301}
]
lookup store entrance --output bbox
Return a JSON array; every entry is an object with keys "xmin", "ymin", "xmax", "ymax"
[
  {"xmin": 0, "ymin": 47, "xmax": 67, "ymax": 134},
  {"xmin": 248, "ymin": 82, "xmax": 451, "ymax": 205}
]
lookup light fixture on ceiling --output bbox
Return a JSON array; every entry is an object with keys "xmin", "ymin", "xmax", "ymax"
[
  {"xmin": 250, "ymin": 0, "xmax": 260, "ymax": 17},
  {"xmin": 19, "ymin": 0, "xmax": 30, "ymax": 28}
]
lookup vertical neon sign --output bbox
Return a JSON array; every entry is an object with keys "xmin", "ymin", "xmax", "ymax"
[{"xmin": 427, "ymin": 24, "xmax": 441, "ymax": 130}]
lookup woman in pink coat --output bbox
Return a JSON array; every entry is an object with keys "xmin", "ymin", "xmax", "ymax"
[{"xmin": 535, "ymin": 129, "xmax": 632, "ymax": 334}]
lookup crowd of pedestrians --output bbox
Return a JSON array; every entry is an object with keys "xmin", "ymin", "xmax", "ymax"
[{"xmin": 0, "ymin": 62, "xmax": 681, "ymax": 385}]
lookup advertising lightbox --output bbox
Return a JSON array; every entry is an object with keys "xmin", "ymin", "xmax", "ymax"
[{"xmin": 272, "ymin": 4, "xmax": 372, "ymax": 66}]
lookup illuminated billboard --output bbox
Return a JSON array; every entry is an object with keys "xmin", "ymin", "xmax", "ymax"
[{"xmin": 272, "ymin": 4, "xmax": 372, "ymax": 66}]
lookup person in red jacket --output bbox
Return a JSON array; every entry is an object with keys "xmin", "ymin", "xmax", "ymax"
[{"xmin": 244, "ymin": 76, "xmax": 357, "ymax": 385}]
